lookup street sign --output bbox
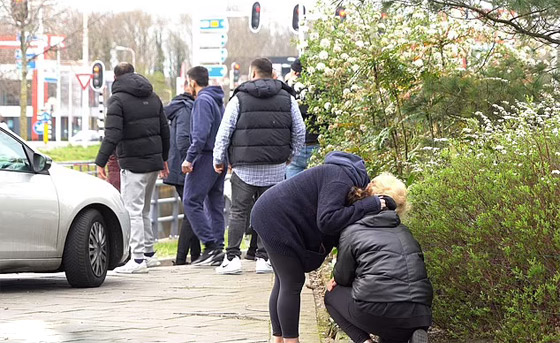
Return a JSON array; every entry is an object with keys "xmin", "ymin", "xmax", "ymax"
[
  {"xmin": 200, "ymin": 18, "xmax": 228, "ymax": 32},
  {"xmin": 76, "ymin": 73, "xmax": 92, "ymax": 91},
  {"xmin": 33, "ymin": 121, "xmax": 44, "ymax": 135},
  {"xmin": 199, "ymin": 48, "xmax": 228, "ymax": 64},
  {"xmin": 200, "ymin": 33, "xmax": 228, "ymax": 48},
  {"xmin": 204, "ymin": 65, "xmax": 228, "ymax": 78}
]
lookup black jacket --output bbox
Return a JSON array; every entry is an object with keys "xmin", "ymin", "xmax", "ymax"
[
  {"xmin": 228, "ymin": 79, "xmax": 294, "ymax": 166},
  {"xmin": 334, "ymin": 210, "xmax": 433, "ymax": 306},
  {"xmin": 251, "ymin": 152, "xmax": 382, "ymax": 272},
  {"xmin": 163, "ymin": 92, "xmax": 194, "ymax": 186},
  {"xmin": 95, "ymin": 73, "xmax": 170, "ymax": 173}
]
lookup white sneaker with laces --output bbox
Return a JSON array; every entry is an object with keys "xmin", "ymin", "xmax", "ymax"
[
  {"xmin": 114, "ymin": 259, "xmax": 148, "ymax": 274},
  {"xmin": 255, "ymin": 257, "xmax": 273, "ymax": 274},
  {"xmin": 215, "ymin": 256, "xmax": 242, "ymax": 275},
  {"xmin": 145, "ymin": 254, "xmax": 161, "ymax": 268}
]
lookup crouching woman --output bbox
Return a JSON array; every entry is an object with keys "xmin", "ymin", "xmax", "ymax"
[{"xmin": 325, "ymin": 173, "xmax": 433, "ymax": 343}]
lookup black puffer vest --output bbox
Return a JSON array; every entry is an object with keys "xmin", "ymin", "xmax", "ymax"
[{"xmin": 228, "ymin": 79, "xmax": 294, "ymax": 166}]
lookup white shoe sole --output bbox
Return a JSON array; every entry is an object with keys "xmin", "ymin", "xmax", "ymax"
[
  {"xmin": 215, "ymin": 268, "xmax": 242, "ymax": 275},
  {"xmin": 410, "ymin": 329, "xmax": 428, "ymax": 343}
]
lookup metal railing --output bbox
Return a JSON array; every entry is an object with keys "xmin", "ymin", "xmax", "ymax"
[{"xmin": 59, "ymin": 161, "xmax": 183, "ymax": 239}]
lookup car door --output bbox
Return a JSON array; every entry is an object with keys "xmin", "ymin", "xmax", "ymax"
[{"xmin": 0, "ymin": 130, "xmax": 59, "ymax": 259}]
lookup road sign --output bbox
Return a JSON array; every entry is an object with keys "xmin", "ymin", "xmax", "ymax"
[
  {"xmin": 200, "ymin": 33, "xmax": 228, "ymax": 48},
  {"xmin": 33, "ymin": 121, "xmax": 44, "ymax": 135},
  {"xmin": 76, "ymin": 73, "xmax": 92, "ymax": 91},
  {"xmin": 200, "ymin": 18, "xmax": 228, "ymax": 32},
  {"xmin": 40, "ymin": 112, "xmax": 51, "ymax": 122},
  {"xmin": 204, "ymin": 65, "xmax": 228, "ymax": 78},
  {"xmin": 199, "ymin": 48, "xmax": 228, "ymax": 64}
]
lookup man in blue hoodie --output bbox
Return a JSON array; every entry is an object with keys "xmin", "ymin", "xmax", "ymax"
[{"xmin": 181, "ymin": 66, "xmax": 226, "ymax": 266}]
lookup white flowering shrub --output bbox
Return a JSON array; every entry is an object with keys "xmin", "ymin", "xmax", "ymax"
[
  {"xmin": 301, "ymin": 1, "xmax": 557, "ymax": 179},
  {"xmin": 407, "ymin": 96, "xmax": 560, "ymax": 342}
]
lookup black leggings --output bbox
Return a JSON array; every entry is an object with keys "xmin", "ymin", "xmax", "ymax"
[
  {"xmin": 267, "ymin": 251, "xmax": 306, "ymax": 339},
  {"xmin": 325, "ymin": 286, "xmax": 420, "ymax": 343}
]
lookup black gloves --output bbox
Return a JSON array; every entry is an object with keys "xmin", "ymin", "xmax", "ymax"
[{"xmin": 379, "ymin": 195, "xmax": 397, "ymax": 211}]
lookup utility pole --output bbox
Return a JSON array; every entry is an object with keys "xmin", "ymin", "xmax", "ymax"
[{"xmin": 82, "ymin": 10, "xmax": 89, "ymax": 133}]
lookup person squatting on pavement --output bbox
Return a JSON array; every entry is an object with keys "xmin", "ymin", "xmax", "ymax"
[
  {"xmin": 95, "ymin": 62, "xmax": 170, "ymax": 274},
  {"xmin": 163, "ymin": 79, "xmax": 201, "ymax": 265},
  {"xmin": 325, "ymin": 173, "xmax": 433, "ymax": 343},
  {"xmin": 182, "ymin": 66, "xmax": 226, "ymax": 266},
  {"xmin": 213, "ymin": 58, "xmax": 305, "ymax": 275},
  {"xmin": 251, "ymin": 151, "xmax": 387, "ymax": 342},
  {"xmin": 285, "ymin": 58, "xmax": 320, "ymax": 179}
]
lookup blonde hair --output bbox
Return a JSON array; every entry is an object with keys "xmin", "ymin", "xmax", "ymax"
[{"xmin": 367, "ymin": 172, "xmax": 410, "ymax": 217}]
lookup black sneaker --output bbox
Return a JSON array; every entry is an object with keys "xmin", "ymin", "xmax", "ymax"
[
  {"xmin": 192, "ymin": 248, "xmax": 224, "ymax": 266},
  {"xmin": 409, "ymin": 329, "xmax": 428, "ymax": 343}
]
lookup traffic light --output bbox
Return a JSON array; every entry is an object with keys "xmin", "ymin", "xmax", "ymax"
[
  {"xmin": 292, "ymin": 4, "xmax": 306, "ymax": 33},
  {"xmin": 91, "ymin": 60, "xmax": 105, "ymax": 92},
  {"xmin": 11, "ymin": 0, "xmax": 28, "ymax": 23},
  {"xmin": 232, "ymin": 62, "xmax": 241, "ymax": 83},
  {"xmin": 250, "ymin": 2, "xmax": 261, "ymax": 33},
  {"xmin": 335, "ymin": 7, "xmax": 347, "ymax": 22}
]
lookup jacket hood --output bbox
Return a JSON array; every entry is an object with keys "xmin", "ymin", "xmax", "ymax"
[
  {"xmin": 112, "ymin": 73, "xmax": 153, "ymax": 98},
  {"xmin": 198, "ymin": 86, "xmax": 224, "ymax": 108},
  {"xmin": 356, "ymin": 210, "xmax": 401, "ymax": 228},
  {"xmin": 324, "ymin": 151, "xmax": 370, "ymax": 188},
  {"xmin": 165, "ymin": 93, "xmax": 194, "ymax": 121},
  {"xmin": 234, "ymin": 79, "xmax": 296, "ymax": 99}
]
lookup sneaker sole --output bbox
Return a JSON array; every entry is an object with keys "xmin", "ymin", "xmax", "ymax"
[
  {"xmin": 255, "ymin": 269, "xmax": 273, "ymax": 274},
  {"xmin": 216, "ymin": 269, "xmax": 242, "ymax": 275},
  {"xmin": 410, "ymin": 329, "xmax": 428, "ymax": 343},
  {"xmin": 115, "ymin": 269, "xmax": 149, "ymax": 274},
  {"xmin": 146, "ymin": 262, "xmax": 161, "ymax": 268}
]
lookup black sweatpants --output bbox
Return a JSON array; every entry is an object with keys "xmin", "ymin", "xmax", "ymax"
[
  {"xmin": 175, "ymin": 185, "xmax": 201, "ymax": 263},
  {"xmin": 267, "ymin": 251, "xmax": 306, "ymax": 339},
  {"xmin": 325, "ymin": 286, "xmax": 421, "ymax": 343}
]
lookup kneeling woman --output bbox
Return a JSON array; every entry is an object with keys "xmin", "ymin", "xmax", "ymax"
[{"xmin": 325, "ymin": 173, "xmax": 433, "ymax": 343}]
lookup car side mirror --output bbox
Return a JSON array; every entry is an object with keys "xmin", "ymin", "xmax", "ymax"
[{"xmin": 32, "ymin": 152, "xmax": 52, "ymax": 173}]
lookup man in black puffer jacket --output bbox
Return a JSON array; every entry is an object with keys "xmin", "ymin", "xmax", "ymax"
[{"xmin": 96, "ymin": 62, "xmax": 170, "ymax": 274}]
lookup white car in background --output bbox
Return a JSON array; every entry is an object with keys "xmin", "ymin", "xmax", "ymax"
[
  {"xmin": 69, "ymin": 130, "xmax": 104, "ymax": 144},
  {"xmin": 0, "ymin": 127, "xmax": 130, "ymax": 288}
]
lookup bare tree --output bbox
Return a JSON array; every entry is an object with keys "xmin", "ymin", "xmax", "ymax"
[{"xmin": 0, "ymin": 0, "xmax": 53, "ymax": 139}]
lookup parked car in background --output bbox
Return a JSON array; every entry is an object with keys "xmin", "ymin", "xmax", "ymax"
[
  {"xmin": 0, "ymin": 127, "xmax": 129, "ymax": 288},
  {"xmin": 69, "ymin": 130, "xmax": 104, "ymax": 144}
]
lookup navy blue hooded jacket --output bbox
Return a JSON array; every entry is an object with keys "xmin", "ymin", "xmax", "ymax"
[
  {"xmin": 163, "ymin": 92, "xmax": 194, "ymax": 186},
  {"xmin": 186, "ymin": 86, "xmax": 224, "ymax": 163},
  {"xmin": 251, "ymin": 151, "xmax": 382, "ymax": 271}
]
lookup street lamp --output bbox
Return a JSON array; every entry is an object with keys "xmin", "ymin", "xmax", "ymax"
[{"xmin": 114, "ymin": 45, "xmax": 136, "ymax": 67}]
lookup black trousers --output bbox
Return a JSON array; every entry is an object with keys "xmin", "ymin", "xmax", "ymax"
[
  {"xmin": 226, "ymin": 172, "xmax": 269, "ymax": 260},
  {"xmin": 175, "ymin": 185, "xmax": 201, "ymax": 263},
  {"xmin": 325, "ymin": 286, "xmax": 420, "ymax": 343},
  {"xmin": 266, "ymin": 251, "xmax": 306, "ymax": 339}
]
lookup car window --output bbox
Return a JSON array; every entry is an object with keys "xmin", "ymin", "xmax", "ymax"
[{"xmin": 0, "ymin": 130, "xmax": 31, "ymax": 172}]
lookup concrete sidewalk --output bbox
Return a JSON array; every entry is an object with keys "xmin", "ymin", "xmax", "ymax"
[{"xmin": 0, "ymin": 260, "xmax": 321, "ymax": 343}]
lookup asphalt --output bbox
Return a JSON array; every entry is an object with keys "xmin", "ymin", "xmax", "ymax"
[{"xmin": 0, "ymin": 260, "xmax": 321, "ymax": 343}]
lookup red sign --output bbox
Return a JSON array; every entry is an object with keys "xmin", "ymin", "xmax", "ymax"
[{"xmin": 76, "ymin": 73, "xmax": 92, "ymax": 90}]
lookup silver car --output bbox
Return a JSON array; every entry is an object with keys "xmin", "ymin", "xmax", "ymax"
[{"xmin": 0, "ymin": 127, "xmax": 130, "ymax": 288}]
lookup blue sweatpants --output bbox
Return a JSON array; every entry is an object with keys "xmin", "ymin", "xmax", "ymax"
[{"xmin": 183, "ymin": 153, "xmax": 226, "ymax": 248}]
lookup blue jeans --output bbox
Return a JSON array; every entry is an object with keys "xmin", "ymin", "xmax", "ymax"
[{"xmin": 286, "ymin": 144, "xmax": 318, "ymax": 179}]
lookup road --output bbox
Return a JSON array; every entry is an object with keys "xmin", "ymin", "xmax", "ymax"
[{"xmin": 0, "ymin": 261, "xmax": 320, "ymax": 343}]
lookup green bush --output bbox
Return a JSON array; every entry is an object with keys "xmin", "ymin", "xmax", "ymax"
[
  {"xmin": 407, "ymin": 99, "xmax": 560, "ymax": 342},
  {"xmin": 39, "ymin": 144, "xmax": 101, "ymax": 162}
]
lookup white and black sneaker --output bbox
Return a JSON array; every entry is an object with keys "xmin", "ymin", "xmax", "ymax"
[
  {"xmin": 192, "ymin": 248, "xmax": 224, "ymax": 266},
  {"xmin": 409, "ymin": 329, "xmax": 428, "ymax": 343}
]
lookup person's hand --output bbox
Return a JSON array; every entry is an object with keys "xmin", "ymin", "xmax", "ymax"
[
  {"xmin": 326, "ymin": 278, "xmax": 337, "ymax": 292},
  {"xmin": 159, "ymin": 161, "xmax": 169, "ymax": 179},
  {"xmin": 182, "ymin": 160, "xmax": 193, "ymax": 174},
  {"xmin": 97, "ymin": 166, "xmax": 107, "ymax": 180},
  {"xmin": 379, "ymin": 195, "xmax": 397, "ymax": 210},
  {"xmin": 214, "ymin": 163, "xmax": 224, "ymax": 174}
]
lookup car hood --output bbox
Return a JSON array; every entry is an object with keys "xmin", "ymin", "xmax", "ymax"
[{"xmin": 47, "ymin": 163, "xmax": 129, "ymax": 230}]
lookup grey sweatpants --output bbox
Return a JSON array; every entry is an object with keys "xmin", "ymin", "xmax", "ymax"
[{"xmin": 121, "ymin": 169, "xmax": 159, "ymax": 260}]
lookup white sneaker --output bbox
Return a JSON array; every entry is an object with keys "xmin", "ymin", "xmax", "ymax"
[
  {"xmin": 255, "ymin": 258, "xmax": 273, "ymax": 274},
  {"xmin": 145, "ymin": 254, "xmax": 161, "ymax": 268},
  {"xmin": 215, "ymin": 256, "xmax": 242, "ymax": 275},
  {"xmin": 114, "ymin": 259, "xmax": 148, "ymax": 274}
]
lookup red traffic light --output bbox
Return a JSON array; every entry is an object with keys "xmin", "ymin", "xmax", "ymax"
[{"xmin": 234, "ymin": 63, "xmax": 241, "ymax": 70}]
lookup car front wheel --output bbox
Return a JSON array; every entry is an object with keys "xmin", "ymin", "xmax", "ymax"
[{"xmin": 63, "ymin": 209, "xmax": 109, "ymax": 288}]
